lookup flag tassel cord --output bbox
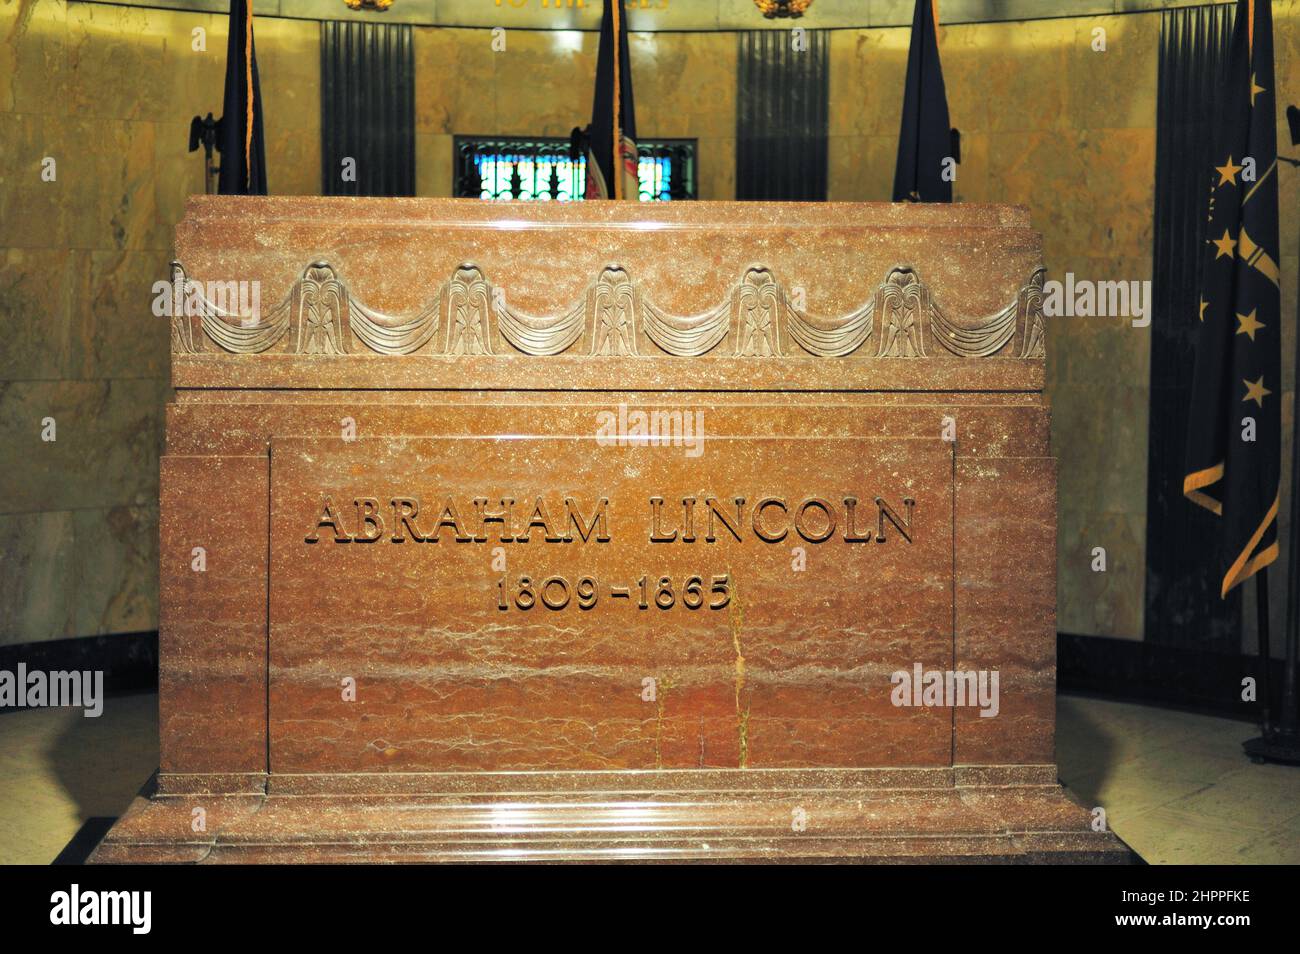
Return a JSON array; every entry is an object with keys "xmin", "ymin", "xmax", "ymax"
[{"xmin": 244, "ymin": 2, "xmax": 254, "ymax": 189}]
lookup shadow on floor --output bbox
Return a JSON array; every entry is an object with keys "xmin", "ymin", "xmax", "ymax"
[
  {"xmin": 1056, "ymin": 692, "xmax": 1119, "ymax": 810},
  {"xmin": 46, "ymin": 692, "xmax": 159, "ymax": 832},
  {"xmin": 51, "ymin": 817, "xmax": 117, "ymax": 865}
]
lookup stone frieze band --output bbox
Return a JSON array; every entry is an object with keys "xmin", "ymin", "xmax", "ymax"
[{"xmin": 167, "ymin": 260, "xmax": 1048, "ymax": 360}]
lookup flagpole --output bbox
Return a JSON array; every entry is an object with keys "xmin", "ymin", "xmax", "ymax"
[
  {"xmin": 1279, "ymin": 176, "xmax": 1300, "ymax": 741},
  {"xmin": 1242, "ymin": 0, "xmax": 1300, "ymax": 764},
  {"xmin": 1251, "ymin": 3, "xmax": 1271, "ymax": 738},
  {"xmin": 611, "ymin": 0, "xmax": 623, "ymax": 201},
  {"xmin": 1246, "ymin": 0, "xmax": 1273, "ymax": 742},
  {"xmin": 1257, "ymin": 572, "xmax": 1273, "ymax": 732},
  {"xmin": 1247, "ymin": 204, "xmax": 1300, "ymax": 762},
  {"xmin": 1282, "ymin": 219, "xmax": 1300, "ymax": 742},
  {"xmin": 1244, "ymin": 0, "xmax": 1274, "ymax": 752}
]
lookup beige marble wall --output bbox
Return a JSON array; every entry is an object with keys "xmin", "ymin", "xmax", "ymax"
[
  {"xmin": 832, "ymin": 5, "xmax": 1299, "ymax": 643},
  {"xmin": 0, "ymin": 0, "xmax": 318, "ymax": 645}
]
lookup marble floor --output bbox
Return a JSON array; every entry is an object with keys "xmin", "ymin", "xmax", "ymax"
[
  {"xmin": 1055, "ymin": 695, "xmax": 1300, "ymax": 864},
  {"xmin": 0, "ymin": 691, "xmax": 1296, "ymax": 864}
]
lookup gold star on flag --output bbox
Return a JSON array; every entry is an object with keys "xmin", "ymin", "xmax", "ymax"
[
  {"xmin": 1251, "ymin": 72, "xmax": 1266, "ymax": 106},
  {"xmin": 1199, "ymin": 298, "xmax": 1209, "ymax": 322},
  {"xmin": 1215, "ymin": 155, "xmax": 1243, "ymax": 187},
  {"xmin": 1236, "ymin": 309, "xmax": 1264, "ymax": 340},
  {"xmin": 1243, "ymin": 376, "xmax": 1271, "ymax": 407},
  {"xmin": 1212, "ymin": 229, "xmax": 1237, "ymax": 259}
]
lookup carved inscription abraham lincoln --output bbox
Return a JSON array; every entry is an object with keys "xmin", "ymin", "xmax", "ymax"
[{"xmin": 304, "ymin": 493, "xmax": 917, "ymax": 546}]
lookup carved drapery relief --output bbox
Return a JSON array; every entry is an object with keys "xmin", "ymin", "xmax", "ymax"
[
  {"xmin": 351, "ymin": 267, "xmax": 440, "ymax": 355},
  {"xmin": 589, "ymin": 267, "xmax": 640, "ymax": 356},
  {"xmin": 443, "ymin": 265, "xmax": 493, "ymax": 356},
  {"xmin": 293, "ymin": 264, "xmax": 346, "ymax": 355},
  {"xmin": 733, "ymin": 268, "xmax": 784, "ymax": 357},
  {"xmin": 169, "ymin": 259, "xmax": 1047, "ymax": 360},
  {"xmin": 170, "ymin": 262, "xmax": 290, "ymax": 354},
  {"xmin": 496, "ymin": 268, "xmax": 585, "ymax": 356},
  {"xmin": 168, "ymin": 263, "xmax": 201, "ymax": 355},
  {"xmin": 1017, "ymin": 268, "xmax": 1048, "ymax": 359},
  {"xmin": 876, "ymin": 268, "xmax": 929, "ymax": 357}
]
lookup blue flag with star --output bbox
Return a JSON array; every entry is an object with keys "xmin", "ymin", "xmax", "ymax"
[{"xmin": 1184, "ymin": 0, "xmax": 1281, "ymax": 596}]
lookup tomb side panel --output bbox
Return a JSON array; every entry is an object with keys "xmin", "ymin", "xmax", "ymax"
[
  {"xmin": 954, "ymin": 456, "xmax": 1057, "ymax": 766},
  {"xmin": 159, "ymin": 453, "xmax": 269, "ymax": 775}
]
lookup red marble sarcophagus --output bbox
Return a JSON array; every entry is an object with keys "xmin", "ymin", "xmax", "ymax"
[{"xmin": 93, "ymin": 197, "xmax": 1129, "ymax": 862}]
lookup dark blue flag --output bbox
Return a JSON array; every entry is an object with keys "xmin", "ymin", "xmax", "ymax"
[
  {"xmin": 217, "ymin": 0, "xmax": 267, "ymax": 195},
  {"xmin": 892, "ymin": 0, "xmax": 952, "ymax": 203},
  {"xmin": 584, "ymin": 0, "xmax": 638, "ymax": 200},
  {"xmin": 1184, "ymin": 0, "xmax": 1281, "ymax": 595}
]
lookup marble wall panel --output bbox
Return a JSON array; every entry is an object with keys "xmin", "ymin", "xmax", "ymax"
[
  {"xmin": 72, "ymin": 503, "xmax": 157, "ymax": 635},
  {"xmin": 0, "ymin": 1, "xmax": 315, "ymax": 645},
  {"xmin": 0, "ymin": 378, "xmax": 164, "ymax": 511},
  {"xmin": 0, "ymin": 510, "xmax": 77, "ymax": 642},
  {"xmin": 0, "ymin": 247, "xmax": 75, "ymax": 381}
]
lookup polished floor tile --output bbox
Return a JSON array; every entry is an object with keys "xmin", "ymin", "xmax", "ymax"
[{"xmin": 1056, "ymin": 695, "xmax": 1300, "ymax": 864}]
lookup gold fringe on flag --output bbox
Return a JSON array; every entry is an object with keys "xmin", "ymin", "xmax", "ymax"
[
  {"xmin": 1222, "ymin": 490, "xmax": 1279, "ymax": 596},
  {"xmin": 245, "ymin": 3, "xmax": 254, "ymax": 189},
  {"xmin": 1184, "ymin": 462, "xmax": 1225, "ymax": 515}
]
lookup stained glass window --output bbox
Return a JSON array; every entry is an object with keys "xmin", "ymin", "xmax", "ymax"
[{"xmin": 454, "ymin": 136, "xmax": 696, "ymax": 201}]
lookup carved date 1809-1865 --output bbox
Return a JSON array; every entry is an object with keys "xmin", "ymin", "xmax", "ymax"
[{"xmin": 496, "ymin": 574, "xmax": 734, "ymax": 612}]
